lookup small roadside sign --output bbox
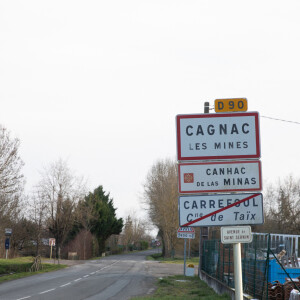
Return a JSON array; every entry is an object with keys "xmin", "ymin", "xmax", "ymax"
[
  {"xmin": 5, "ymin": 228, "xmax": 12, "ymax": 236},
  {"xmin": 178, "ymin": 193, "xmax": 264, "ymax": 227},
  {"xmin": 215, "ymin": 98, "xmax": 248, "ymax": 113},
  {"xmin": 176, "ymin": 112, "xmax": 260, "ymax": 161},
  {"xmin": 178, "ymin": 160, "xmax": 262, "ymax": 193},
  {"xmin": 49, "ymin": 238, "xmax": 56, "ymax": 246},
  {"xmin": 5, "ymin": 238, "xmax": 10, "ymax": 250},
  {"xmin": 177, "ymin": 227, "xmax": 195, "ymax": 239},
  {"xmin": 221, "ymin": 226, "xmax": 252, "ymax": 244}
]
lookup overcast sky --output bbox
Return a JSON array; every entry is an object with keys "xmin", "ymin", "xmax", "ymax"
[{"xmin": 1, "ymin": 1, "xmax": 300, "ymax": 220}]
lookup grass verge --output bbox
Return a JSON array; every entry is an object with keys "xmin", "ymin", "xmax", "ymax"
[
  {"xmin": 132, "ymin": 275, "xmax": 231, "ymax": 300},
  {"xmin": 0, "ymin": 257, "xmax": 67, "ymax": 284}
]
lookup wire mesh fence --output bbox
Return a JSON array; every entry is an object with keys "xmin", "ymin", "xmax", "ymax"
[{"xmin": 202, "ymin": 233, "xmax": 300, "ymax": 299}]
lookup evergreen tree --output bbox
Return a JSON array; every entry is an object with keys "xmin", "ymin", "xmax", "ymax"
[{"xmin": 85, "ymin": 186, "xmax": 123, "ymax": 254}]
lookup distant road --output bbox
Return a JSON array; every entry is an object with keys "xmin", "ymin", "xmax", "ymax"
[{"xmin": 0, "ymin": 249, "xmax": 181, "ymax": 300}]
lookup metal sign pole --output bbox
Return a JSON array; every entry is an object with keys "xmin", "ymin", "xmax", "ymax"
[
  {"xmin": 184, "ymin": 238, "xmax": 187, "ymax": 276},
  {"xmin": 233, "ymin": 243, "xmax": 243, "ymax": 300},
  {"xmin": 50, "ymin": 244, "xmax": 53, "ymax": 260}
]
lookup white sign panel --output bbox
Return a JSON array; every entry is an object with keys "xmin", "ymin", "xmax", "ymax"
[
  {"xmin": 221, "ymin": 226, "xmax": 253, "ymax": 244},
  {"xmin": 176, "ymin": 112, "xmax": 260, "ymax": 161},
  {"xmin": 177, "ymin": 232, "xmax": 195, "ymax": 239},
  {"xmin": 49, "ymin": 238, "xmax": 56, "ymax": 246},
  {"xmin": 5, "ymin": 228, "xmax": 12, "ymax": 236},
  {"xmin": 177, "ymin": 227, "xmax": 195, "ymax": 239},
  {"xmin": 178, "ymin": 193, "xmax": 263, "ymax": 227},
  {"xmin": 178, "ymin": 161, "xmax": 262, "ymax": 193}
]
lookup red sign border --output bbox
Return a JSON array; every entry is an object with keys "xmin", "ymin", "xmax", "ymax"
[
  {"xmin": 177, "ymin": 226, "xmax": 195, "ymax": 233},
  {"xmin": 178, "ymin": 160, "xmax": 262, "ymax": 194},
  {"xmin": 176, "ymin": 112, "xmax": 260, "ymax": 161}
]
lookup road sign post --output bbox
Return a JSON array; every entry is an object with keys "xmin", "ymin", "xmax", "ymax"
[
  {"xmin": 234, "ymin": 243, "xmax": 243, "ymax": 300},
  {"xmin": 5, "ymin": 238, "xmax": 10, "ymax": 259},
  {"xmin": 49, "ymin": 238, "xmax": 56, "ymax": 260},
  {"xmin": 177, "ymin": 227, "xmax": 195, "ymax": 276},
  {"xmin": 184, "ymin": 238, "xmax": 187, "ymax": 276},
  {"xmin": 176, "ymin": 101, "xmax": 262, "ymax": 299}
]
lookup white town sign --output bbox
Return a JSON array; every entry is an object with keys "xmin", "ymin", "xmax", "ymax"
[
  {"xmin": 178, "ymin": 160, "xmax": 262, "ymax": 193},
  {"xmin": 177, "ymin": 227, "xmax": 195, "ymax": 239},
  {"xmin": 176, "ymin": 112, "xmax": 260, "ymax": 161},
  {"xmin": 178, "ymin": 193, "xmax": 263, "ymax": 227}
]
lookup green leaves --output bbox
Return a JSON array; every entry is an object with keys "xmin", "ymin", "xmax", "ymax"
[{"xmin": 84, "ymin": 186, "xmax": 123, "ymax": 253}]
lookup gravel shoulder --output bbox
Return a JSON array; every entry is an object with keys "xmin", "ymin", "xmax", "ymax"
[{"xmin": 145, "ymin": 260, "xmax": 186, "ymax": 277}]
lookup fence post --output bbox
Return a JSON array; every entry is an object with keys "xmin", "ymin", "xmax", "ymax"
[{"xmin": 228, "ymin": 244, "xmax": 231, "ymax": 286}]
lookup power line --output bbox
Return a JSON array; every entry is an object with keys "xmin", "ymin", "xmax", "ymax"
[{"xmin": 260, "ymin": 115, "xmax": 300, "ymax": 125}]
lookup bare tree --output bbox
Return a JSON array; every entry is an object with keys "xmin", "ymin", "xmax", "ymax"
[
  {"xmin": 0, "ymin": 125, "xmax": 24, "ymax": 195},
  {"xmin": 36, "ymin": 159, "xmax": 86, "ymax": 260},
  {"xmin": 0, "ymin": 125, "xmax": 25, "ymax": 250},
  {"xmin": 122, "ymin": 213, "xmax": 149, "ymax": 250},
  {"xmin": 143, "ymin": 159, "xmax": 178, "ymax": 257},
  {"xmin": 27, "ymin": 191, "xmax": 48, "ymax": 255},
  {"xmin": 257, "ymin": 175, "xmax": 300, "ymax": 234}
]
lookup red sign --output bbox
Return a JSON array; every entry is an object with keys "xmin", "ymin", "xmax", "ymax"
[
  {"xmin": 177, "ymin": 227, "xmax": 195, "ymax": 233},
  {"xmin": 184, "ymin": 173, "xmax": 194, "ymax": 183}
]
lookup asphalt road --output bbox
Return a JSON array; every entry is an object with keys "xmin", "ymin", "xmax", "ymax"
[{"xmin": 0, "ymin": 249, "xmax": 183, "ymax": 300}]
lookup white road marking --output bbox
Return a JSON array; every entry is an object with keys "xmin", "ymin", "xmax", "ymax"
[
  {"xmin": 15, "ymin": 260, "xmax": 122, "ymax": 300},
  {"xmin": 74, "ymin": 278, "xmax": 82, "ymax": 281},
  {"xmin": 39, "ymin": 288, "xmax": 56, "ymax": 294},
  {"xmin": 60, "ymin": 282, "xmax": 71, "ymax": 287},
  {"xmin": 97, "ymin": 260, "xmax": 120, "ymax": 272}
]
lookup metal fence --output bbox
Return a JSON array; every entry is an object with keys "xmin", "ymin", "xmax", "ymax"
[{"xmin": 202, "ymin": 233, "xmax": 300, "ymax": 299}]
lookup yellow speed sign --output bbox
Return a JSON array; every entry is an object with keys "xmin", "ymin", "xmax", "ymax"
[{"xmin": 215, "ymin": 98, "xmax": 248, "ymax": 113}]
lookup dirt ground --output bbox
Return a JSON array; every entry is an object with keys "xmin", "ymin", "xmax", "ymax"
[{"xmin": 144, "ymin": 260, "xmax": 188, "ymax": 277}]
